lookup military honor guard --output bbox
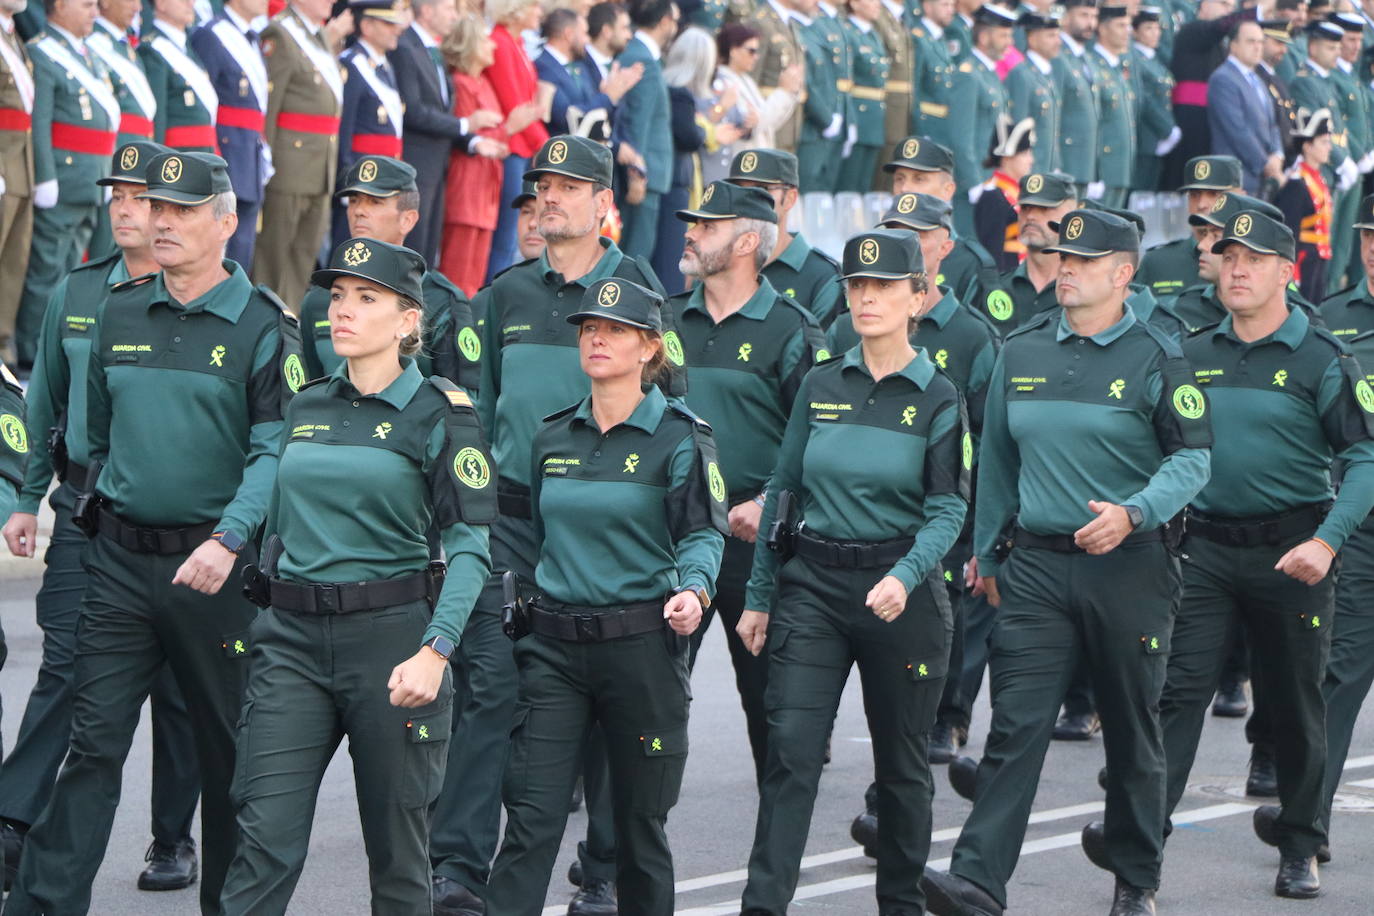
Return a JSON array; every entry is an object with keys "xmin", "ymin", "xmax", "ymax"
[
  {"xmin": 972, "ymin": 115, "xmax": 1033, "ymax": 273},
  {"xmin": 873, "ymin": 0, "xmax": 912, "ymax": 191},
  {"xmin": 1005, "ymin": 9, "xmax": 1060, "ymax": 175},
  {"xmin": 1278, "ymin": 107, "xmax": 1336, "ymax": 303},
  {"xmin": 1328, "ymin": 11, "xmax": 1371, "ymax": 292},
  {"xmin": 0, "ymin": 0, "xmax": 32, "ymax": 363},
  {"xmin": 836, "ymin": 0, "xmax": 889, "ymax": 193},
  {"xmin": 1132, "ymin": 6, "xmax": 1180, "ymax": 192},
  {"xmin": 139, "ymin": 0, "xmax": 218, "ymax": 152},
  {"xmin": 1054, "ymin": 0, "xmax": 1100, "ymax": 197},
  {"xmin": 192, "ymin": 0, "xmax": 273, "ymax": 268},
  {"xmin": 795, "ymin": 0, "xmax": 847, "ymax": 193},
  {"xmin": 89, "ymin": 3, "xmax": 155, "ymax": 144},
  {"xmin": 949, "ymin": 4, "xmax": 1014, "ymax": 235},
  {"xmin": 746, "ymin": 0, "xmax": 803, "ymax": 152},
  {"xmin": 910, "ymin": 0, "xmax": 956, "ymax": 149},
  {"xmin": 1088, "ymin": 5, "xmax": 1137, "ymax": 208}
]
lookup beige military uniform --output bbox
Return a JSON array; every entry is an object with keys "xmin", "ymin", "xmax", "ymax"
[
  {"xmin": 0, "ymin": 22, "xmax": 33, "ymax": 358},
  {"xmin": 254, "ymin": 4, "xmax": 343, "ymax": 309},
  {"xmin": 747, "ymin": 0, "xmax": 804, "ymax": 152},
  {"xmin": 872, "ymin": 1, "xmax": 911, "ymax": 191}
]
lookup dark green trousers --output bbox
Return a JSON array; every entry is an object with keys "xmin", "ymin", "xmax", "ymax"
[
  {"xmin": 949, "ymin": 542, "xmax": 1177, "ymax": 905},
  {"xmin": 742, "ymin": 556, "xmax": 951, "ymax": 915},
  {"xmin": 797, "ymin": 139, "xmax": 840, "ymax": 194},
  {"xmin": 836, "ymin": 144, "xmax": 882, "ymax": 193},
  {"xmin": 1322, "ymin": 518, "xmax": 1374, "ymax": 835},
  {"xmin": 220, "ymin": 600, "xmax": 452, "ymax": 915},
  {"xmin": 1159, "ymin": 533, "xmax": 1332, "ymax": 858},
  {"xmin": 486, "ymin": 622, "xmax": 691, "ymax": 916},
  {"xmin": 0, "ymin": 485, "xmax": 201, "ymax": 841},
  {"xmin": 6, "ymin": 531, "xmax": 256, "ymax": 916},
  {"xmin": 14, "ymin": 202, "xmax": 97, "ymax": 366}
]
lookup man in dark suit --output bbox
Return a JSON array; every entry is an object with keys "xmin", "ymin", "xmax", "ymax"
[
  {"xmin": 389, "ymin": 0, "xmax": 504, "ymax": 266},
  {"xmin": 1207, "ymin": 19, "xmax": 1284, "ymax": 194},
  {"xmin": 615, "ymin": 0, "xmax": 677, "ymax": 261},
  {"xmin": 192, "ymin": 0, "xmax": 272, "ymax": 268},
  {"xmin": 1259, "ymin": 19, "xmax": 1300, "ymax": 171},
  {"xmin": 536, "ymin": 7, "xmax": 641, "ymax": 137}
]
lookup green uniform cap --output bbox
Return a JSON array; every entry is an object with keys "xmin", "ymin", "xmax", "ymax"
[
  {"xmin": 312, "ymin": 237, "xmax": 427, "ymax": 303},
  {"xmin": 727, "ymin": 148, "xmax": 799, "ymax": 187},
  {"xmin": 138, "ymin": 152, "xmax": 233, "ymax": 205},
  {"xmin": 676, "ymin": 180, "xmax": 778, "ymax": 223},
  {"xmin": 1044, "ymin": 209, "xmax": 1140, "ymax": 258},
  {"xmin": 1019, "ymin": 170, "xmax": 1078, "ymax": 207},
  {"xmin": 1180, "ymin": 155, "xmax": 1243, "ymax": 191},
  {"xmin": 1082, "ymin": 198, "xmax": 1146, "ymax": 235},
  {"xmin": 841, "ymin": 229, "xmax": 926, "ymax": 280},
  {"xmin": 1353, "ymin": 193, "xmax": 1374, "ymax": 230},
  {"xmin": 1210, "ymin": 209, "xmax": 1296, "ymax": 261},
  {"xmin": 884, "ymin": 135, "xmax": 955, "ymax": 174},
  {"xmin": 1188, "ymin": 191, "xmax": 1283, "ymax": 228},
  {"xmin": 99, "ymin": 141, "xmax": 172, "ymax": 186},
  {"xmin": 524, "ymin": 135, "xmax": 614, "ymax": 186},
  {"xmin": 512, "ymin": 178, "xmax": 538, "ymax": 208},
  {"xmin": 566, "ymin": 277, "xmax": 664, "ymax": 331},
  {"xmin": 1260, "ymin": 18, "xmax": 1294, "ymax": 43},
  {"xmin": 335, "ymin": 155, "xmax": 418, "ymax": 200},
  {"xmin": 881, "ymin": 192, "xmax": 953, "ymax": 233}
]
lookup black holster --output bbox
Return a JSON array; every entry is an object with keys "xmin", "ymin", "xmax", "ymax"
[
  {"xmin": 502, "ymin": 570, "xmax": 531, "ymax": 640},
  {"xmin": 241, "ymin": 534, "xmax": 284, "ymax": 608},
  {"xmin": 70, "ymin": 461, "xmax": 103, "ymax": 536},
  {"xmin": 765, "ymin": 489, "xmax": 797, "ymax": 561}
]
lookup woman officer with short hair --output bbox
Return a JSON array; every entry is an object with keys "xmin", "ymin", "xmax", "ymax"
[
  {"xmin": 485, "ymin": 277, "xmax": 728, "ymax": 916},
  {"xmin": 219, "ymin": 238, "xmax": 495, "ymax": 915},
  {"xmin": 735, "ymin": 229, "xmax": 970, "ymax": 916}
]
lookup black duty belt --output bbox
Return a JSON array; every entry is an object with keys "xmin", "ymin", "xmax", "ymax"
[
  {"xmin": 497, "ymin": 479, "xmax": 532, "ymax": 519},
  {"xmin": 97, "ymin": 508, "xmax": 216, "ymax": 555},
  {"xmin": 66, "ymin": 461, "xmax": 91, "ymax": 492},
  {"xmin": 527, "ymin": 599, "xmax": 664, "ymax": 643},
  {"xmin": 1013, "ymin": 526, "xmax": 1163, "ymax": 554},
  {"xmin": 1186, "ymin": 503, "xmax": 1330, "ymax": 548},
  {"xmin": 794, "ymin": 529, "xmax": 914, "ymax": 569},
  {"xmin": 269, "ymin": 569, "xmax": 432, "ymax": 615}
]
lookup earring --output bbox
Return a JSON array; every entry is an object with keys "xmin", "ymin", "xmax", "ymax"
[{"xmin": 639, "ymin": 357, "xmax": 648, "ymax": 363}]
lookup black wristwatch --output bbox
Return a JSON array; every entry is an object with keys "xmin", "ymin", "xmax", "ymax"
[
  {"xmin": 424, "ymin": 635, "xmax": 456, "ymax": 660},
  {"xmin": 213, "ymin": 530, "xmax": 246, "ymax": 554},
  {"xmin": 1123, "ymin": 505, "xmax": 1144, "ymax": 530}
]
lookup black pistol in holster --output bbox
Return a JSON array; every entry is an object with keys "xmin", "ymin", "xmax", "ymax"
[
  {"xmin": 70, "ymin": 460, "xmax": 104, "ymax": 536},
  {"xmin": 993, "ymin": 517, "xmax": 1015, "ymax": 562},
  {"xmin": 1162, "ymin": 512, "xmax": 1187, "ymax": 557},
  {"xmin": 502, "ymin": 570, "xmax": 531, "ymax": 641},
  {"xmin": 47, "ymin": 412, "xmax": 69, "ymax": 483},
  {"xmin": 241, "ymin": 533, "xmax": 284, "ymax": 608},
  {"xmin": 765, "ymin": 490, "xmax": 797, "ymax": 561}
]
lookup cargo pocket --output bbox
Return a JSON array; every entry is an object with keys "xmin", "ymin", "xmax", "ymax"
[
  {"xmin": 1141, "ymin": 630, "xmax": 1170, "ymax": 699},
  {"xmin": 631, "ymin": 724, "xmax": 689, "ymax": 816},
  {"xmin": 228, "ymin": 699, "xmax": 254, "ymax": 808},
  {"xmin": 501, "ymin": 702, "xmax": 532, "ymax": 807},
  {"xmin": 221, "ymin": 626, "xmax": 253, "ymax": 700},
  {"xmin": 400, "ymin": 705, "xmax": 453, "ymax": 808},
  {"xmin": 903, "ymin": 651, "xmax": 949, "ymax": 734}
]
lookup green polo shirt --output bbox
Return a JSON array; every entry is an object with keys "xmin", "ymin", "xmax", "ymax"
[
  {"xmin": 671, "ymin": 277, "xmax": 823, "ymax": 501},
  {"xmin": 1136, "ymin": 235, "xmax": 1200, "ymax": 299},
  {"xmin": 1128, "ymin": 282, "xmax": 1186, "ymax": 341},
  {"xmin": 0, "ymin": 362, "xmax": 25, "ymax": 520},
  {"xmin": 746, "ymin": 346, "xmax": 970, "ymax": 609},
  {"xmin": 940, "ymin": 236, "xmax": 1000, "ymax": 309},
  {"xmin": 531, "ymin": 386, "xmax": 726, "ymax": 606},
  {"xmin": 1320, "ymin": 279, "xmax": 1374, "ymax": 340},
  {"xmin": 1185, "ymin": 307, "xmax": 1374, "ymax": 551},
  {"xmin": 1173, "ymin": 282, "xmax": 1321, "ymax": 334},
  {"xmin": 1001, "ymin": 261, "xmax": 1060, "ymax": 332},
  {"xmin": 88, "ymin": 261, "xmax": 301, "ymax": 542},
  {"xmin": 18, "ymin": 254, "xmax": 130, "ymax": 514},
  {"xmin": 299, "ymin": 268, "xmax": 481, "ymax": 390},
  {"xmin": 763, "ymin": 232, "xmax": 845, "ymax": 327},
  {"xmin": 974, "ymin": 306, "xmax": 1212, "ymax": 576},
  {"xmin": 270, "ymin": 358, "xmax": 492, "ymax": 646}
]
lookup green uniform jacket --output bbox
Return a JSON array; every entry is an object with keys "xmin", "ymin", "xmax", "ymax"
[
  {"xmin": 842, "ymin": 18, "xmax": 888, "ymax": 147},
  {"xmin": 1332, "ymin": 61, "xmax": 1370, "ymax": 169},
  {"xmin": 138, "ymin": 27, "xmax": 216, "ymax": 152},
  {"xmin": 531, "ymin": 386, "xmax": 726, "ymax": 605},
  {"xmin": 1322, "ymin": 280, "xmax": 1374, "ymax": 340},
  {"xmin": 689, "ymin": 0, "xmax": 728, "ymax": 31},
  {"xmin": 762, "ymin": 232, "xmax": 845, "ymax": 328},
  {"xmin": 910, "ymin": 17, "xmax": 955, "ymax": 144},
  {"xmin": 28, "ymin": 27, "xmax": 118, "ymax": 203},
  {"xmin": 799, "ymin": 15, "xmax": 843, "ymax": 147},
  {"xmin": 299, "ymin": 269, "xmax": 481, "ymax": 390},
  {"xmin": 948, "ymin": 51, "xmax": 1005, "ymax": 192},
  {"xmin": 87, "ymin": 262, "xmax": 303, "ymax": 542},
  {"xmin": 974, "ymin": 307, "xmax": 1212, "ymax": 576},
  {"xmin": 1053, "ymin": 42, "xmax": 1098, "ymax": 186},
  {"xmin": 1087, "ymin": 43, "xmax": 1137, "ymax": 190},
  {"xmin": 945, "ymin": 12, "xmax": 973, "ymax": 63},
  {"xmin": 1291, "ymin": 63, "xmax": 1350, "ymax": 170},
  {"xmin": 1132, "ymin": 45, "xmax": 1176, "ymax": 189},
  {"xmin": 1005, "ymin": 55, "xmax": 1060, "ymax": 174},
  {"xmin": 1185, "ymin": 307, "xmax": 1374, "ymax": 551},
  {"xmin": 88, "ymin": 20, "xmax": 159, "ymax": 148},
  {"xmin": 0, "ymin": 360, "xmax": 25, "ymax": 520},
  {"xmin": 270, "ymin": 360, "xmax": 493, "ymax": 646},
  {"xmin": 1137, "ymin": 235, "xmax": 1200, "ymax": 300},
  {"xmin": 746, "ymin": 346, "xmax": 970, "ymax": 608}
]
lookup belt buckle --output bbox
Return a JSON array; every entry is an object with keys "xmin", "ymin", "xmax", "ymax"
[
  {"xmin": 573, "ymin": 614, "xmax": 600, "ymax": 642},
  {"xmin": 314, "ymin": 583, "xmax": 340, "ymax": 614},
  {"xmin": 136, "ymin": 527, "xmax": 160, "ymax": 553}
]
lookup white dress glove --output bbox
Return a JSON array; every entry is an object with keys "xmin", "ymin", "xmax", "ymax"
[
  {"xmin": 33, "ymin": 179, "xmax": 58, "ymax": 209},
  {"xmin": 822, "ymin": 112, "xmax": 843, "ymax": 140}
]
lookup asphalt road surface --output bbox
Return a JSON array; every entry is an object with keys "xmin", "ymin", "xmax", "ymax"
[{"xmin": 1, "ymin": 570, "xmax": 1371, "ymax": 915}]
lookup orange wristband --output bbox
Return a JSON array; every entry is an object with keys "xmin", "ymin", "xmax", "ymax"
[{"xmin": 1311, "ymin": 537, "xmax": 1336, "ymax": 558}]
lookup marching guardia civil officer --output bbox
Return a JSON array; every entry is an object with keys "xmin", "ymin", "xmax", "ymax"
[
  {"xmin": 1321, "ymin": 193, "xmax": 1374, "ymax": 340},
  {"xmin": 922, "ymin": 209, "xmax": 1212, "ymax": 916},
  {"xmin": 219, "ymin": 238, "xmax": 493, "ymax": 914},
  {"xmin": 736, "ymin": 228, "xmax": 968, "ymax": 914},
  {"xmin": 669, "ymin": 179, "xmax": 825, "ymax": 783},
  {"xmin": 299, "ymin": 155, "xmax": 480, "ymax": 391},
  {"xmin": 5, "ymin": 151, "xmax": 302, "ymax": 916},
  {"xmin": 1082, "ymin": 209, "xmax": 1374, "ymax": 902},
  {"xmin": 1001, "ymin": 171, "xmax": 1079, "ymax": 331},
  {"xmin": 1172, "ymin": 191, "xmax": 1290, "ymax": 332},
  {"xmin": 1136, "ymin": 155, "xmax": 1243, "ymax": 299},
  {"xmin": 484, "ymin": 276, "xmax": 726, "ymax": 915}
]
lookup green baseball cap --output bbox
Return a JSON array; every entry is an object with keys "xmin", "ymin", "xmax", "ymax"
[
  {"xmin": 841, "ymin": 229, "xmax": 925, "ymax": 281},
  {"xmin": 312, "ymin": 237, "xmax": 427, "ymax": 303},
  {"xmin": 1082, "ymin": 198, "xmax": 1146, "ymax": 236},
  {"xmin": 880, "ymin": 193, "xmax": 952, "ymax": 233},
  {"xmin": 99, "ymin": 141, "xmax": 172, "ymax": 186},
  {"xmin": 884, "ymin": 135, "xmax": 955, "ymax": 174},
  {"xmin": 335, "ymin": 155, "xmax": 418, "ymax": 200},
  {"xmin": 727, "ymin": 148, "xmax": 799, "ymax": 186},
  {"xmin": 1019, "ymin": 170, "xmax": 1078, "ymax": 207},
  {"xmin": 1179, "ymin": 155, "xmax": 1243, "ymax": 191},
  {"xmin": 512, "ymin": 178, "xmax": 538, "ymax": 208},
  {"xmin": 1210, "ymin": 210, "xmax": 1296, "ymax": 261},
  {"xmin": 138, "ymin": 152, "xmax": 233, "ymax": 205},
  {"xmin": 1188, "ymin": 191, "xmax": 1283, "ymax": 228},
  {"xmin": 1044, "ymin": 209, "xmax": 1140, "ymax": 258},
  {"xmin": 676, "ymin": 180, "xmax": 778, "ymax": 223},
  {"xmin": 566, "ymin": 278, "xmax": 664, "ymax": 332},
  {"xmin": 1353, "ymin": 193, "xmax": 1374, "ymax": 230},
  {"xmin": 525, "ymin": 135, "xmax": 614, "ymax": 186}
]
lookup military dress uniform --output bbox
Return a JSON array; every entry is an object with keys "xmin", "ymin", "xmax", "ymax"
[
  {"xmin": 796, "ymin": 11, "xmax": 846, "ymax": 193},
  {"xmin": 5, "ymin": 152, "xmax": 303, "ymax": 916},
  {"xmin": 872, "ymin": 0, "xmax": 912, "ymax": 191},
  {"xmin": 1087, "ymin": 35, "xmax": 1137, "ymax": 208},
  {"xmin": 255, "ymin": 4, "xmax": 344, "ymax": 310},
  {"xmin": 0, "ymin": 18, "xmax": 33, "ymax": 360},
  {"xmin": 484, "ymin": 279, "xmax": 726, "ymax": 916},
  {"xmin": 1277, "ymin": 130, "xmax": 1336, "ymax": 303},
  {"xmin": 741, "ymin": 230, "xmax": 968, "ymax": 915},
  {"xmin": 1132, "ymin": 37, "xmax": 1178, "ymax": 192},
  {"xmin": 922, "ymin": 210, "xmax": 1212, "ymax": 916},
  {"xmin": 748, "ymin": 0, "xmax": 803, "ymax": 152},
  {"xmin": 910, "ymin": 14, "xmax": 955, "ymax": 147},
  {"xmin": 219, "ymin": 239, "xmax": 493, "ymax": 915},
  {"xmin": 669, "ymin": 182, "xmax": 825, "ymax": 783},
  {"xmin": 949, "ymin": 43, "xmax": 1008, "ymax": 234},
  {"xmin": 837, "ymin": 15, "xmax": 889, "ymax": 193},
  {"xmin": 1053, "ymin": 33, "xmax": 1100, "ymax": 194},
  {"xmin": 335, "ymin": 33, "xmax": 404, "ymax": 248},
  {"xmin": 1328, "ymin": 16, "xmax": 1368, "ymax": 292},
  {"xmin": 1135, "ymin": 155, "xmax": 1242, "ymax": 299},
  {"xmin": 13, "ymin": 23, "xmax": 120, "ymax": 367},
  {"xmin": 1005, "ymin": 38, "xmax": 1060, "ymax": 173},
  {"xmin": 140, "ymin": 20, "xmax": 217, "ymax": 152}
]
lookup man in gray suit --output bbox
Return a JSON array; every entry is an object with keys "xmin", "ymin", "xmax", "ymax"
[{"xmin": 1207, "ymin": 19, "xmax": 1284, "ymax": 194}]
